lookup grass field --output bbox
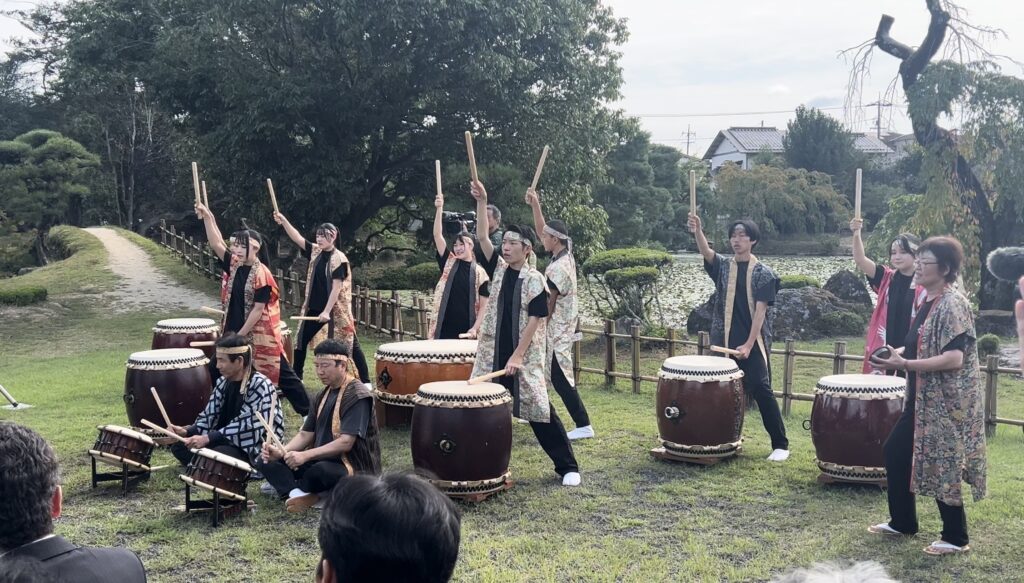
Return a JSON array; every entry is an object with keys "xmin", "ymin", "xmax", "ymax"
[{"xmin": 2, "ymin": 230, "xmax": 1023, "ymax": 582}]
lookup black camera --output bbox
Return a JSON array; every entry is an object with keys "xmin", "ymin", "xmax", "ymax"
[{"xmin": 442, "ymin": 211, "xmax": 476, "ymax": 235}]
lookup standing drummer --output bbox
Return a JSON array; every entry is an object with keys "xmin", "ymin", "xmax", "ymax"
[
  {"xmin": 688, "ymin": 214, "xmax": 790, "ymax": 462},
  {"xmin": 470, "ymin": 179, "xmax": 581, "ymax": 487},
  {"xmin": 257, "ymin": 339, "xmax": 382, "ymax": 512},
  {"xmin": 430, "ymin": 187, "xmax": 490, "ymax": 339},
  {"xmin": 167, "ymin": 334, "xmax": 284, "ymax": 467}
]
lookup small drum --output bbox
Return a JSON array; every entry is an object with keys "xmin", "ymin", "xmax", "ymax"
[
  {"xmin": 654, "ymin": 355, "xmax": 746, "ymax": 463},
  {"xmin": 809, "ymin": 374, "xmax": 905, "ymax": 484},
  {"xmin": 151, "ymin": 318, "xmax": 220, "ymax": 359},
  {"xmin": 125, "ymin": 349, "xmax": 212, "ymax": 431},
  {"xmin": 279, "ymin": 321, "xmax": 293, "ymax": 364},
  {"xmin": 411, "ymin": 381, "xmax": 513, "ymax": 497},
  {"xmin": 374, "ymin": 339, "xmax": 478, "ymax": 427},
  {"xmin": 178, "ymin": 448, "xmax": 254, "ymax": 502},
  {"xmin": 88, "ymin": 424, "xmax": 155, "ymax": 470}
]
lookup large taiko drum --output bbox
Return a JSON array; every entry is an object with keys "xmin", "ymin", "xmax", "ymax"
[
  {"xmin": 179, "ymin": 448, "xmax": 254, "ymax": 502},
  {"xmin": 411, "ymin": 381, "xmax": 513, "ymax": 497},
  {"xmin": 124, "ymin": 349, "xmax": 212, "ymax": 431},
  {"xmin": 654, "ymin": 355, "xmax": 746, "ymax": 463},
  {"xmin": 374, "ymin": 339, "xmax": 478, "ymax": 427},
  {"xmin": 152, "ymin": 318, "xmax": 220, "ymax": 359},
  {"xmin": 809, "ymin": 374, "xmax": 905, "ymax": 484},
  {"xmin": 88, "ymin": 424, "xmax": 155, "ymax": 470},
  {"xmin": 279, "ymin": 321, "xmax": 293, "ymax": 364}
]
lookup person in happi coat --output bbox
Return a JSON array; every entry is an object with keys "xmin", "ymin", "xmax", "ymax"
[
  {"xmin": 257, "ymin": 339, "xmax": 382, "ymax": 512},
  {"xmin": 429, "ymin": 188, "xmax": 489, "ymax": 339},
  {"xmin": 688, "ymin": 213, "xmax": 790, "ymax": 462},
  {"xmin": 868, "ymin": 236, "xmax": 986, "ymax": 556},
  {"xmin": 167, "ymin": 334, "xmax": 284, "ymax": 466},
  {"xmin": 524, "ymin": 187, "xmax": 592, "ymax": 440},
  {"xmin": 470, "ymin": 179, "xmax": 581, "ymax": 487},
  {"xmin": 274, "ymin": 212, "xmax": 370, "ymax": 382}
]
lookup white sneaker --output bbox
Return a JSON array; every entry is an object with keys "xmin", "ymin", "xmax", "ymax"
[
  {"xmin": 561, "ymin": 472, "xmax": 582, "ymax": 487},
  {"xmin": 766, "ymin": 449, "xmax": 790, "ymax": 462},
  {"xmin": 259, "ymin": 481, "xmax": 276, "ymax": 495},
  {"xmin": 566, "ymin": 425, "xmax": 595, "ymax": 440}
]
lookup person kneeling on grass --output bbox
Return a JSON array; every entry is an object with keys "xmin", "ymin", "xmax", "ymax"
[{"xmin": 256, "ymin": 339, "xmax": 381, "ymax": 512}]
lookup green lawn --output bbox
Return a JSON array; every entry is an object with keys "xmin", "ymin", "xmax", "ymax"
[{"xmin": 2, "ymin": 234, "xmax": 1023, "ymax": 582}]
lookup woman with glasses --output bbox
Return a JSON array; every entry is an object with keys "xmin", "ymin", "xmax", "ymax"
[
  {"xmin": 850, "ymin": 218, "xmax": 927, "ymax": 374},
  {"xmin": 867, "ymin": 236, "xmax": 987, "ymax": 556}
]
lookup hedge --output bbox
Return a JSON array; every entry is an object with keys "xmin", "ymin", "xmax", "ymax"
[
  {"xmin": 0, "ymin": 285, "xmax": 47, "ymax": 306},
  {"xmin": 604, "ymin": 266, "xmax": 660, "ymax": 291},
  {"xmin": 817, "ymin": 310, "xmax": 866, "ymax": 336},
  {"xmin": 582, "ymin": 248, "xmax": 672, "ymax": 277},
  {"xmin": 407, "ymin": 262, "xmax": 440, "ymax": 291},
  {"xmin": 780, "ymin": 274, "xmax": 820, "ymax": 289},
  {"xmin": 977, "ymin": 334, "xmax": 1000, "ymax": 360}
]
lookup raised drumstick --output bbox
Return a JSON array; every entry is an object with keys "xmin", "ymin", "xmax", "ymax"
[
  {"xmin": 468, "ymin": 369, "xmax": 507, "ymax": 385},
  {"xmin": 435, "ymin": 160, "xmax": 443, "ymax": 197},
  {"xmin": 191, "ymin": 162, "xmax": 201, "ymax": 205},
  {"xmin": 201, "ymin": 180, "xmax": 210, "ymax": 208},
  {"xmin": 689, "ymin": 169, "xmax": 697, "ymax": 213},
  {"xmin": 140, "ymin": 419, "xmax": 187, "ymax": 443},
  {"xmin": 465, "ymin": 131, "xmax": 479, "ymax": 182},
  {"xmin": 530, "ymin": 145, "xmax": 550, "ymax": 190},
  {"xmin": 150, "ymin": 387, "xmax": 174, "ymax": 427},
  {"xmin": 266, "ymin": 178, "xmax": 280, "ymax": 214},
  {"xmin": 710, "ymin": 345, "xmax": 742, "ymax": 356},
  {"xmin": 854, "ymin": 168, "xmax": 863, "ymax": 220}
]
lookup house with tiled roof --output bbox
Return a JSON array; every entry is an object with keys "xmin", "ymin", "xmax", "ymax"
[{"xmin": 702, "ymin": 127, "xmax": 895, "ymax": 171}]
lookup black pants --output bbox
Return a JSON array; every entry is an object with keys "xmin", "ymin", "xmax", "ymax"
[
  {"xmin": 293, "ymin": 318, "xmax": 370, "ymax": 383},
  {"xmin": 883, "ymin": 404, "xmax": 969, "ymax": 546},
  {"xmin": 499, "ymin": 376, "xmax": 579, "ymax": 476},
  {"xmin": 736, "ymin": 345, "xmax": 789, "ymax": 450},
  {"xmin": 170, "ymin": 442, "xmax": 248, "ymax": 467},
  {"xmin": 255, "ymin": 458, "xmax": 349, "ymax": 497},
  {"xmin": 278, "ymin": 355, "xmax": 311, "ymax": 416},
  {"xmin": 551, "ymin": 354, "xmax": 590, "ymax": 428}
]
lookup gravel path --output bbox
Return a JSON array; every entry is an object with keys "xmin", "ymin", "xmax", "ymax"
[{"xmin": 84, "ymin": 227, "xmax": 218, "ymax": 312}]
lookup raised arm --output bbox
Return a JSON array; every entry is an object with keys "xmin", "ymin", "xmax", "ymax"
[
  {"xmin": 432, "ymin": 191, "xmax": 447, "ymax": 256},
  {"xmin": 195, "ymin": 203, "xmax": 228, "ymax": 260},
  {"xmin": 525, "ymin": 187, "xmax": 546, "ymax": 236},
  {"xmin": 273, "ymin": 211, "xmax": 310, "ymax": 250},
  {"xmin": 849, "ymin": 218, "xmax": 877, "ymax": 276},
  {"xmin": 687, "ymin": 212, "xmax": 716, "ymax": 264},
  {"xmin": 472, "ymin": 180, "xmax": 494, "ymax": 261}
]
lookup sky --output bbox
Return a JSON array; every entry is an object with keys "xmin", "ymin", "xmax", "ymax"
[{"xmin": 3, "ymin": 0, "xmax": 1024, "ymax": 158}]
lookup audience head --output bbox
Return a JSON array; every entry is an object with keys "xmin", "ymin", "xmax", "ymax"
[
  {"xmin": 770, "ymin": 560, "xmax": 897, "ymax": 583},
  {"xmin": 486, "ymin": 204, "xmax": 501, "ymax": 234},
  {"xmin": 916, "ymin": 236, "xmax": 964, "ymax": 286},
  {"xmin": 0, "ymin": 422, "xmax": 61, "ymax": 552}
]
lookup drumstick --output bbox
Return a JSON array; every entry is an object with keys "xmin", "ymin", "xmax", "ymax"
[
  {"xmin": 290, "ymin": 315, "xmax": 321, "ymax": 321},
  {"xmin": 689, "ymin": 169, "xmax": 697, "ymax": 212},
  {"xmin": 140, "ymin": 419, "xmax": 187, "ymax": 443},
  {"xmin": 530, "ymin": 145, "xmax": 550, "ymax": 190},
  {"xmin": 190, "ymin": 340, "xmax": 216, "ymax": 347},
  {"xmin": 254, "ymin": 410, "xmax": 286, "ymax": 451},
  {"xmin": 458, "ymin": 332, "xmax": 474, "ymax": 339},
  {"xmin": 200, "ymin": 306, "xmax": 225, "ymax": 317},
  {"xmin": 710, "ymin": 345, "xmax": 742, "ymax": 356},
  {"xmin": 201, "ymin": 180, "xmax": 210, "ymax": 208},
  {"xmin": 266, "ymin": 178, "xmax": 280, "ymax": 214},
  {"xmin": 150, "ymin": 387, "xmax": 173, "ymax": 427},
  {"xmin": 435, "ymin": 160, "xmax": 442, "ymax": 197},
  {"xmin": 468, "ymin": 369, "xmax": 507, "ymax": 384},
  {"xmin": 464, "ymin": 131, "xmax": 479, "ymax": 182},
  {"xmin": 0, "ymin": 384, "xmax": 20, "ymax": 407},
  {"xmin": 191, "ymin": 162, "xmax": 201, "ymax": 205},
  {"xmin": 854, "ymin": 168, "xmax": 862, "ymax": 220}
]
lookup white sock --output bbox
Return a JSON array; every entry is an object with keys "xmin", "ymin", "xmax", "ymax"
[
  {"xmin": 288, "ymin": 488, "xmax": 308, "ymax": 499},
  {"xmin": 562, "ymin": 472, "xmax": 582, "ymax": 486}
]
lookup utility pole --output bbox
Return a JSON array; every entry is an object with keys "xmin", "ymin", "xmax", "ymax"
[
  {"xmin": 682, "ymin": 124, "xmax": 696, "ymax": 156},
  {"xmin": 866, "ymin": 94, "xmax": 893, "ymax": 139}
]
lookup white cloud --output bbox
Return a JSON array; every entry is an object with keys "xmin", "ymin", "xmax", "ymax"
[{"xmin": 768, "ymin": 84, "xmax": 792, "ymax": 95}]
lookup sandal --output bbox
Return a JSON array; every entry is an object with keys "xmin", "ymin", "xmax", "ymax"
[
  {"xmin": 867, "ymin": 523, "xmax": 905, "ymax": 536},
  {"xmin": 923, "ymin": 541, "xmax": 970, "ymax": 555}
]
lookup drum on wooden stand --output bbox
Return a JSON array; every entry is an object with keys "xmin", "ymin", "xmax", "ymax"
[
  {"xmin": 124, "ymin": 349, "xmax": 212, "ymax": 433},
  {"xmin": 374, "ymin": 339, "xmax": 478, "ymax": 428},
  {"xmin": 179, "ymin": 448, "xmax": 255, "ymax": 525},
  {"xmin": 411, "ymin": 381, "xmax": 513, "ymax": 499},
  {"xmin": 88, "ymin": 424, "xmax": 156, "ymax": 495},
  {"xmin": 651, "ymin": 355, "xmax": 746, "ymax": 464},
  {"xmin": 151, "ymin": 318, "xmax": 220, "ymax": 359},
  {"xmin": 808, "ymin": 374, "xmax": 905, "ymax": 485}
]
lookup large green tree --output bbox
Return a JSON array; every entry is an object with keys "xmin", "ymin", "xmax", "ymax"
[{"xmin": 783, "ymin": 105, "xmax": 862, "ymax": 197}]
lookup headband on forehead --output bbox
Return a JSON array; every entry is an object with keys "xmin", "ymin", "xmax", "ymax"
[
  {"xmin": 543, "ymin": 225, "xmax": 570, "ymax": 241},
  {"xmin": 217, "ymin": 345, "xmax": 251, "ymax": 355},
  {"xmin": 503, "ymin": 231, "xmax": 530, "ymax": 245},
  {"xmin": 314, "ymin": 355, "xmax": 348, "ymax": 362}
]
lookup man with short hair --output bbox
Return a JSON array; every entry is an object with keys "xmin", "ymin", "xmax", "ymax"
[
  {"xmin": 0, "ymin": 422, "xmax": 146, "ymax": 582},
  {"xmin": 315, "ymin": 473, "xmax": 461, "ymax": 583},
  {"xmin": 487, "ymin": 203, "xmax": 503, "ymax": 249}
]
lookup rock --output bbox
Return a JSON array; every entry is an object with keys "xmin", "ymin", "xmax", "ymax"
[
  {"xmin": 686, "ymin": 296, "xmax": 716, "ymax": 336},
  {"xmin": 824, "ymin": 269, "xmax": 872, "ymax": 306},
  {"xmin": 614, "ymin": 315, "xmax": 644, "ymax": 334},
  {"xmin": 773, "ymin": 287, "xmax": 869, "ymax": 340},
  {"xmin": 976, "ymin": 310, "xmax": 1018, "ymax": 338}
]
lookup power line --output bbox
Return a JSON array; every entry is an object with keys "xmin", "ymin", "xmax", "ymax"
[{"xmin": 632, "ymin": 104, "xmax": 876, "ymax": 118}]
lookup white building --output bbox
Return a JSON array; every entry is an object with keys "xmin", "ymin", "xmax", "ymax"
[{"xmin": 702, "ymin": 127, "xmax": 895, "ymax": 171}]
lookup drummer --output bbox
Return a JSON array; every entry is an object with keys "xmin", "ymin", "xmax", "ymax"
[
  {"xmin": 273, "ymin": 211, "xmax": 371, "ymax": 383},
  {"xmin": 688, "ymin": 213, "xmax": 790, "ymax": 462},
  {"xmin": 194, "ymin": 203, "xmax": 310, "ymax": 416},
  {"xmin": 429, "ymin": 187, "xmax": 490, "ymax": 339},
  {"xmin": 470, "ymin": 179, "xmax": 581, "ymax": 487},
  {"xmin": 257, "ymin": 339, "xmax": 382, "ymax": 512},
  {"xmin": 167, "ymin": 334, "xmax": 284, "ymax": 467}
]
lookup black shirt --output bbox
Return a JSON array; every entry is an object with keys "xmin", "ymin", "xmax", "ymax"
[
  {"xmin": 481, "ymin": 251, "xmax": 548, "ymax": 367},
  {"xmin": 704, "ymin": 257, "xmax": 776, "ymax": 348},
  {"xmin": 220, "ymin": 251, "xmax": 271, "ymax": 333},
  {"xmin": 303, "ymin": 241, "xmax": 349, "ymax": 314},
  {"xmin": 436, "ymin": 248, "xmax": 490, "ymax": 339},
  {"xmin": 902, "ymin": 298, "xmax": 969, "ymax": 403},
  {"xmin": 302, "ymin": 380, "xmax": 372, "ymax": 449},
  {"xmin": 869, "ymin": 266, "xmax": 915, "ymax": 349}
]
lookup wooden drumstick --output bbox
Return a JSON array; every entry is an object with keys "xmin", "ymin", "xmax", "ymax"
[
  {"xmin": 190, "ymin": 340, "xmax": 216, "ymax": 347},
  {"xmin": 254, "ymin": 410, "xmax": 286, "ymax": 451},
  {"xmin": 266, "ymin": 178, "xmax": 280, "ymax": 214},
  {"xmin": 710, "ymin": 345, "xmax": 742, "ymax": 356},
  {"xmin": 468, "ymin": 369, "xmax": 506, "ymax": 385},
  {"xmin": 530, "ymin": 145, "xmax": 550, "ymax": 190},
  {"xmin": 854, "ymin": 168, "xmax": 863, "ymax": 220},
  {"xmin": 435, "ymin": 160, "xmax": 443, "ymax": 197},
  {"xmin": 191, "ymin": 161, "xmax": 201, "ymax": 205},
  {"xmin": 689, "ymin": 169, "xmax": 697, "ymax": 212},
  {"xmin": 201, "ymin": 180, "xmax": 210, "ymax": 208},
  {"xmin": 465, "ymin": 131, "xmax": 479, "ymax": 182},
  {"xmin": 290, "ymin": 315, "xmax": 321, "ymax": 321},
  {"xmin": 150, "ymin": 387, "xmax": 173, "ymax": 427},
  {"xmin": 200, "ymin": 306, "xmax": 225, "ymax": 317},
  {"xmin": 140, "ymin": 419, "xmax": 187, "ymax": 443},
  {"xmin": 458, "ymin": 332, "xmax": 476, "ymax": 339}
]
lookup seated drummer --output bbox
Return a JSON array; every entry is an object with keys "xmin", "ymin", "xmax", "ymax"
[
  {"xmin": 257, "ymin": 339, "xmax": 382, "ymax": 512},
  {"xmin": 168, "ymin": 334, "xmax": 284, "ymax": 467}
]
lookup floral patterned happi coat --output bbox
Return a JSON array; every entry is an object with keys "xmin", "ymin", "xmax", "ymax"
[
  {"xmin": 299, "ymin": 246, "xmax": 354, "ymax": 349},
  {"xmin": 471, "ymin": 256, "xmax": 550, "ymax": 422},
  {"xmin": 911, "ymin": 289, "xmax": 987, "ymax": 506},
  {"xmin": 545, "ymin": 249, "xmax": 580, "ymax": 387},
  {"xmin": 707, "ymin": 254, "xmax": 779, "ymax": 366},
  {"xmin": 429, "ymin": 254, "xmax": 488, "ymax": 338},
  {"xmin": 222, "ymin": 256, "xmax": 284, "ymax": 384}
]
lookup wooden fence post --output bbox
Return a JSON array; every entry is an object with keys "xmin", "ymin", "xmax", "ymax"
[
  {"xmin": 374, "ymin": 290, "xmax": 382, "ymax": 333},
  {"xmin": 361, "ymin": 289, "xmax": 369, "ymax": 328},
  {"xmin": 169, "ymin": 225, "xmax": 177, "ymax": 254},
  {"xmin": 984, "ymin": 354, "xmax": 999, "ymax": 437},
  {"xmin": 416, "ymin": 298, "xmax": 427, "ymax": 339},
  {"xmin": 630, "ymin": 325, "xmax": 642, "ymax": 394},
  {"xmin": 697, "ymin": 331, "xmax": 710, "ymax": 355},
  {"xmin": 573, "ymin": 338, "xmax": 582, "ymax": 385},
  {"xmin": 782, "ymin": 339, "xmax": 796, "ymax": 416},
  {"xmin": 160, "ymin": 220, "xmax": 167, "ymax": 245},
  {"xmin": 833, "ymin": 341, "xmax": 847, "ymax": 375},
  {"xmin": 667, "ymin": 328, "xmax": 677, "ymax": 358},
  {"xmin": 390, "ymin": 291, "xmax": 400, "ymax": 340},
  {"xmin": 603, "ymin": 319, "xmax": 616, "ymax": 387}
]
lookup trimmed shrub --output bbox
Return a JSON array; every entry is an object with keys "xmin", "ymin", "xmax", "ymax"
[
  {"xmin": 407, "ymin": 262, "xmax": 439, "ymax": 291},
  {"xmin": 582, "ymin": 248, "xmax": 672, "ymax": 277},
  {"xmin": 817, "ymin": 310, "xmax": 866, "ymax": 336},
  {"xmin": 372, "ymin": 268, "xmax": 410, "ymax": 291},
  {"xmin": 0, "ymin": 285, "xmax": 47, "ymax": 306},
  {"xmin": 780, "ymin": 274, "xmax": 820, "ymax": 289},
  {"xmin": 977, "ymin": 334, "xmax": 1001, "ymax": 360},
  {"xmin": 604, "ymin": 266, "xmax": 660, "ymax": 291}
]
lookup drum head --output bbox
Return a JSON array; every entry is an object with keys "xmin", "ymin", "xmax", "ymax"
[
  {"xmin": 193, "ymin": 448, "xmax": 255, "ymax": 473},
  {"xmin": 97, "ymin": 424, "xmax": 155, "ymax": 445},
  {"xmin": 127, "ymin": 348, "xmax": 209, "ymax": 368},
  {"xmin": 816, "ymin": 374, "xmax": 905, "ymax": 397},
  {"xmin": 414, "ymin": 381, "xmax": 511, "ymax": 407},
  {"xmin": 376, "ymin": 340, "xmax": 478, "ymax": 362},
  {"xmin": 153, "ymin": 318, "xmax": 218, "ymax": 332},
  {"xmin": 660, "ymin": 355, "xmax": 741, "ymax": 380}
]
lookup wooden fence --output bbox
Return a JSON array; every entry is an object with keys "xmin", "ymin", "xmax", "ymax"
[{"xmin": 156, "ymin": 220, "xmax": 1023, "ymax": 436}]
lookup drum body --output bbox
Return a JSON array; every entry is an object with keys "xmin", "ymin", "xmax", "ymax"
[
  {"xmin": 124, "ymin": 349, "xmax": 212, "ymax": 430},
  {"xmin": 374, "ymin": 340, "xmax": 478, "ymax": 427},
  {"xmin": 179, "ymin": 448, "xmax": 254, "ymax": 502},
  {"xmin": 810, "ymin": 374, "xmax": 905, "ymax": 483},
  {"xmin": 411, "ymin": 381, "xmax": 512, "ymax": 496},
  {"xmin": 279, "ymin": 321, "xmax": 293, "ymax": 364},
  {"xmin": 151, "ymin": 318, "xmax": 219, "ymax": 360},
  {"xmin": 89, "ymin": 425, "xmax": 155, "ymax": 469},
  {"xmin": 655, "ymin": 355, "xmax": 746, "ymax": 462}
]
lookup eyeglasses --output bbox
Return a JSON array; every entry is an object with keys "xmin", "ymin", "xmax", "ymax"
[{"xmin": 914, "ymin": 260, "xmax": 939, "ymax": 268}]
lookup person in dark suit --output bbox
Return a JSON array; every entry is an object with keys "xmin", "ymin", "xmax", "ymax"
[{"xmin": 0, "ymin": 422, "xmax": 147, "ymax": 582}]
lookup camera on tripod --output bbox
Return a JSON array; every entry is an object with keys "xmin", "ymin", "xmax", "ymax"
[{"xmin": 442, "ymin": 210, "xmax": 476, "ymax": 235}]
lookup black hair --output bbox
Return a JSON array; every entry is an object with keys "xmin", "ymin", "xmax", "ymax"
[
  {"xmin": 504, "ymin": 224, "xmax": 536, "ymax": 248},
  {"xmin": 0, "ymin": 422, "xmax": 60, "ymax": 550},
  {"xmin": 486, "ymin": 204, "xmax": 501, "ymax": 226},
  {"xmin": 451, "ymin": 231, "xmax": 476, "ymax": 249},
  {"xmin": 318, "ymin": 473, "xmax": 461, "ymax": 583},
  {"xmin": 316, "ymin": 223, "xmax": 339, "ymax": 239},
  {"xmin": 216, "ymin": 333, "xmax": 252, "ymax": 366},
  {"xmin": 918, "ymin": 236, "xmax": 964, "ymax": 283},
  {"xmin": 546, "ymin": 219, "xmax": 570, "ymax": 238},
  {"xmin": 891, "ymin": 233, "xmax": 921, "ymax": 256},
  {"xmin": 727, "ymin": 219, "xmax": 761, "ymax": 247},
  {"xmin": 231, "ymin": 228, "xmax": 272, "ymax": 267},
  {"xmin": 314, "ymin": 338, "xmax": 352, "ymax": 359}
]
